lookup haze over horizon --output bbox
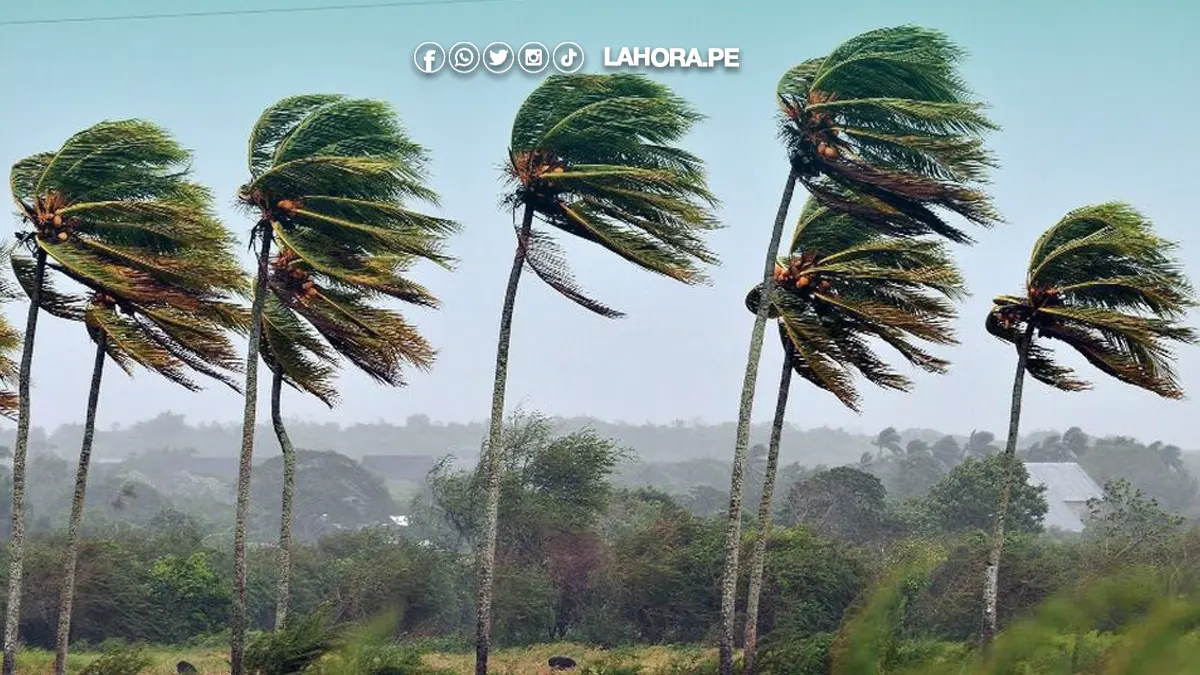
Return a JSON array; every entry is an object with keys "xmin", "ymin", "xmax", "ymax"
[{"xmin": 1, "ymin": 0, "xmax": 1197, "ymax": 448}]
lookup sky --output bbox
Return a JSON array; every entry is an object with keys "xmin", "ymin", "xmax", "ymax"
[{"xmin": 0, "ymin": 0, "xmax": 1198, "ymax": 446}]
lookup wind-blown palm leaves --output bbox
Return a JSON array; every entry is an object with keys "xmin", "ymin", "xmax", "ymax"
[
  {"xmin": 738, "ymin": 199, "xmax": 965, "ymax": 674},
  {"xmin": 503, "ymin": 73, "xmax": 720, "ymax": 313},
  {"xmin": 233, "ymin": 94, "xmax": 455, "ymax": 666},
  {"xmin": 776, "ymin": 26, "xmax": 999, "ymax": 243},
  {"xmin": 720, "ymin": 26, "xmax": 998, "ymax": 675},
  {"xmin": 747, "ymin": 199, "xmax": 965, "ymax": 409},
  {"xmin": 979, "ymin": 202, "xmax": 1196, "ymax": 643},
  {"xmin": 8, "ymin": 120, "xmax": 248, "ymax": 675},
  {"xmin": 475, "ymin": 73, "xmax": 720, "ymax": 675},
  {"xmin": 6, "ymin": 120, "xmax": 249, "ymax": 675}
]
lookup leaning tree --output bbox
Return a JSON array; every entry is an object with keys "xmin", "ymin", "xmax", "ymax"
[
  {"xmin": 6, "ymin": 120, "xmax": 244, "ymax": 675},
  {"xmin": 718, "ymin": 26, "xmax": 1000, "ymax": 675},
  {"xmin": 981, "ymin": 202, "xmax": 1196, "ymax": 644},
  {"xmin": 231, "ymin": 94, "xmax": 454, "ymax": 672},
  {"xmin": 476, "ymin": 73, "xmax": 720, "ymax": 675},
  {"xmin": 739, "ymin": 197, "xmax": 965, "ymax": 673}
]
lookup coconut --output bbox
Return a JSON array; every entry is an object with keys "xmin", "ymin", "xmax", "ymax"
[
  {"xmin": 305, "ymin": 287, "xmax": 319, "ymax": 298},
  {"xmin": 52, "ymin": 214, "xmax": 63, "ymax": 226},
  {"xmin": 277, "ymin": 199, "xmax": 297, "ymax": 213},
  {"xmin": 57, "ymin": 232, "xmax": 68, "ymax": 242},
  {"xmin": 796, "ymin": 275, "xmax": 811, "ymax": 288},
  {"xmin": 302, "ymin": 280, "xmax": 314, "ymax": 290},
  {"xmin": 818, "ymin": 279, "xmax": 832, "ymax": 291}
]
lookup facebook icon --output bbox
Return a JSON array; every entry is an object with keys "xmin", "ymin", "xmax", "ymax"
[{"xmin": 414, "ymin": 42, "xmax": 446, "ymax": 74}]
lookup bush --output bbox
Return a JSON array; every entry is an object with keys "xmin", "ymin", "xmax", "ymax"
[
  {"xmin": 245, "ymin": 610, "xmax": 339, "ymax": 675},
  {"xmin": 78, "ymin": 645, "xmax": 154, "ymax": 675},
  {"xmin": 756, "ymin": 632, "xmax": 833, "ymax": 675}
]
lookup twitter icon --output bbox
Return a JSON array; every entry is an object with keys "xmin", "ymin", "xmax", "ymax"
[{"xmin": 483, "ymin": 42, "xmax": 515, "ymax": 74}]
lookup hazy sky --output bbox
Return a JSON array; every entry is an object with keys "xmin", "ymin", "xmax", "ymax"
[{"xmin": 0, "ymin": 0, "xmax": 1197, "ymax": 446}]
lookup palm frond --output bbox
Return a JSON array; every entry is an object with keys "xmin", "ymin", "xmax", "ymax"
[
  {"xmin": 506, "ymin": 74, "xmax": 720, "ymax": 315},
  {"xmin": 775, "ymin": 25, "xmax": 999, "ymax": 241},
  {"xmin": 747, "ymin": 197, "xmax": 964, "ymax": 410},
  {"xmin": 989, "ymin": 202, "xmax": 1196, "ymax": 399},
  {"xmin": 10, "ymin": 121, "xmax": 251, "ymax": 392}
]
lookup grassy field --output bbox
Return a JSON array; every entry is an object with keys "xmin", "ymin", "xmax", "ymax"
[{"xmin": 15, "ymin": 643, "xmax": 715, "ymax": 675}]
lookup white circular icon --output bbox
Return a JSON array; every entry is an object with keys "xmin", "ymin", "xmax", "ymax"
[
  {"xmin": 482, "ymin": 41, "xmax": 515, "ymax": 74},
  {"xmin": 517, "ymin": 42, "xmax": 550, "ymax": 74},
  {"xmin": 448, "ymin": 42, "xmax": 480, "ymax": 73},
  {"xmin": 413, "ymin": 42, "xmax": 445, "ymax": 74},
  {"xmin": 552, "ymin": 42, "xmax": 585, "ymax": 73}
]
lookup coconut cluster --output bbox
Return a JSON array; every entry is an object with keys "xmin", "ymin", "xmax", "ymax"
[
  {"xmin": 511, "ymin": 150, "xmax": 567, "ymax": 208},
  {"xmin": 772, "ymin": 253, "xmax": 834, "ymax": 294},
  {"xmin": 272, "ymin": 248, "xmax": 319, "ymax": 301},
  {"xmin": 32, "ymin": 193, "xmax": 77, "ymax": 243}
]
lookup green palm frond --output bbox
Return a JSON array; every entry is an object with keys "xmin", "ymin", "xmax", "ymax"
[
  {"xmin": 506, "ymin": 74, "xmax": 720, "ymax": 316},
  {"xmin": 10, "ymin": 121, "xmax": 250, "ymax": 391},
  {"xmin": 238, "ymin": 94, "xmax": 457, "ymax": 284},
  {"xmin": 261, "ymin": 295, "xmax": 340, "ymax": 406},
  {"xmin": 987, "ymin": 202, "xmax": 1197, "ymax": 398},
  {"xmin": 776, "ymin": 25, "xmax": 1000, "ymax": 244},
  {"xmin": 745, "ymin": 198, "xmax": 965, "ymax": 411},
  {"xmin": 239, "ymin": 94, "xmax": 455, "ymax": 406}
]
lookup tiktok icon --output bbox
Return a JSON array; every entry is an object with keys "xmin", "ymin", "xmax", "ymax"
[{"xmin": 553, "ymin": 42, "xmax": 584, "ymax": 73}]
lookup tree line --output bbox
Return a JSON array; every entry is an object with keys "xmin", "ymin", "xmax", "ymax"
[
  {"xmin": 2, "ymin": 23, "xmax": 1195, "ymax": 675},
  {"xmin": 0, "ymin": 414, "xmax": 1190, "ymax": 675}
]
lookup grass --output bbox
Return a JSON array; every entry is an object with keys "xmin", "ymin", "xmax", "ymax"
[
  {"xmin": 14, "ymin": 643, "xmax": 712, "ymax": 675},
  {"xmin": 422, "ymin": 643, "xmax": 713, "ymax": 674},
  {"xmin": 17, "ymin": 647, "xmax": 229, "ymax": 675}
]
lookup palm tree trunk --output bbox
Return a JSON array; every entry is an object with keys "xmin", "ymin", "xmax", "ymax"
[
  {"xmin": 230, "ymin": 223, "xmax": 273, "ymax": 675},
  {"xmin": 271, "ymin": 368, "xmax": 296, "ymax": 629},
  {"xmin": 718, "ymin": 171, "xmax": 797, "ymax": 675},
  {"xmin": 981, "ymin": 323, "xmax": 1035, "ymax": 647},
  {"xmin": 475, "ymin": 204, "xmax": 534, "ymax": 675},
  {"xmin": 3, "ymin": 249, "xmax": 46, "ymax": 675},
  {"xmin": 742, "ymin": 351, "xmax": 792, "ymax": 675},
  {"xmin": 53, "ymin": 336, "xmax": 107, "ymax": 675}
]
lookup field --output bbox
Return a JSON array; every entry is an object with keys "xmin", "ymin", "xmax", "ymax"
[{"xmin": 15, "ymin": 643, "xmax": 714, "ymax": 675}]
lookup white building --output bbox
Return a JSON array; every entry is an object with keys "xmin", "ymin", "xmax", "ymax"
[{"xmin": 1023, "ymin": 462, "xmax": 1103, "ymax": 533}]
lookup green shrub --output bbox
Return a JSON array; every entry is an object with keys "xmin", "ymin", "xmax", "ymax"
[
  {"xmin": 757, "ymin": 632, "xmax": 833, "ymax": 675},
  {"xmin": 244, "ymin": 610, "xmax": 339, "ymax": 675},
  {"xmin": 78, "ymin": 645, "xmax": 154, "ymax": 675}
]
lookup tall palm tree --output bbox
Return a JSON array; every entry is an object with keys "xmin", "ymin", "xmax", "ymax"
[
  {"xmin": 739, "ymin": 199, "xmax": 965, "ymax": 674},
  {"xmin": 718, "ymin": 25, "xmax": 999, "ymax": 675},
  {"xmin": 6, "ymin": 121, "xmax": 239, "ymax": 675},
  {"xmin": 981, "ymin": 202, "xmax": 1196, "ymax": 644},
  {"xmin": 261, "ymin": 239, "xmax": 452, "ymax": 627},
  {"xmin": 232, "ymin": 94, "xmax": 453, "ymax": 673},
  {"xmin": 477, "ymin": 73, "xmax": 720, "ymax": 675},
  {"xmin": 45, "ymin": 289, "xmax": 245, "ymax": 675}
]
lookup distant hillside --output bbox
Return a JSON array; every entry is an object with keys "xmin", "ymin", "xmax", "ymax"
[{"xmin": 0, "ymin": 411, "xmax": 1145, "ymax": 469}]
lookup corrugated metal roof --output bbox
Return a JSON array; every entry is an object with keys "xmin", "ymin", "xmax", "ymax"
[{"xmin": 1023, "ymin": 462, "xmax": 1103, "ymax": 532}]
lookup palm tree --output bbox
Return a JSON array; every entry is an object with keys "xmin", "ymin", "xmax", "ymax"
[
  {"xmin": 981, "ymin": 202, "xmax": 1197, "ymax": 644},
  {"xmin": 260, "ymin": 243, "xmax": 452, "ymax": 627},
  {"xmin": 6, "ymin": 120, "xmax": 243, "ymax": 675},
  {"xmin": 718, "ymin": 26, "xmax": 999, "ymax": 675},
  {"xmin": 738, "ymin": 198, "xmax": 966, "ymax": 674},
  {"xmin": 476, "ymin": 73, "xmax": 719, "ymax": 675},
  {"xmin": 231, "ymin": 95, "xmax": 453, "ymax": 671},
  {"xmin": 50, "ymin": 290, "xmax": 245, "ymax": 675},
  {"xmin": 872, "ymin": 426, "xmax": 902, "ymax": 459}
]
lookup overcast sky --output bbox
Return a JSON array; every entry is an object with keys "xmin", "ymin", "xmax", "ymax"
[{"xmin": 0, "ymin": 0, "xmax": 1197, "ymax": 446}]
